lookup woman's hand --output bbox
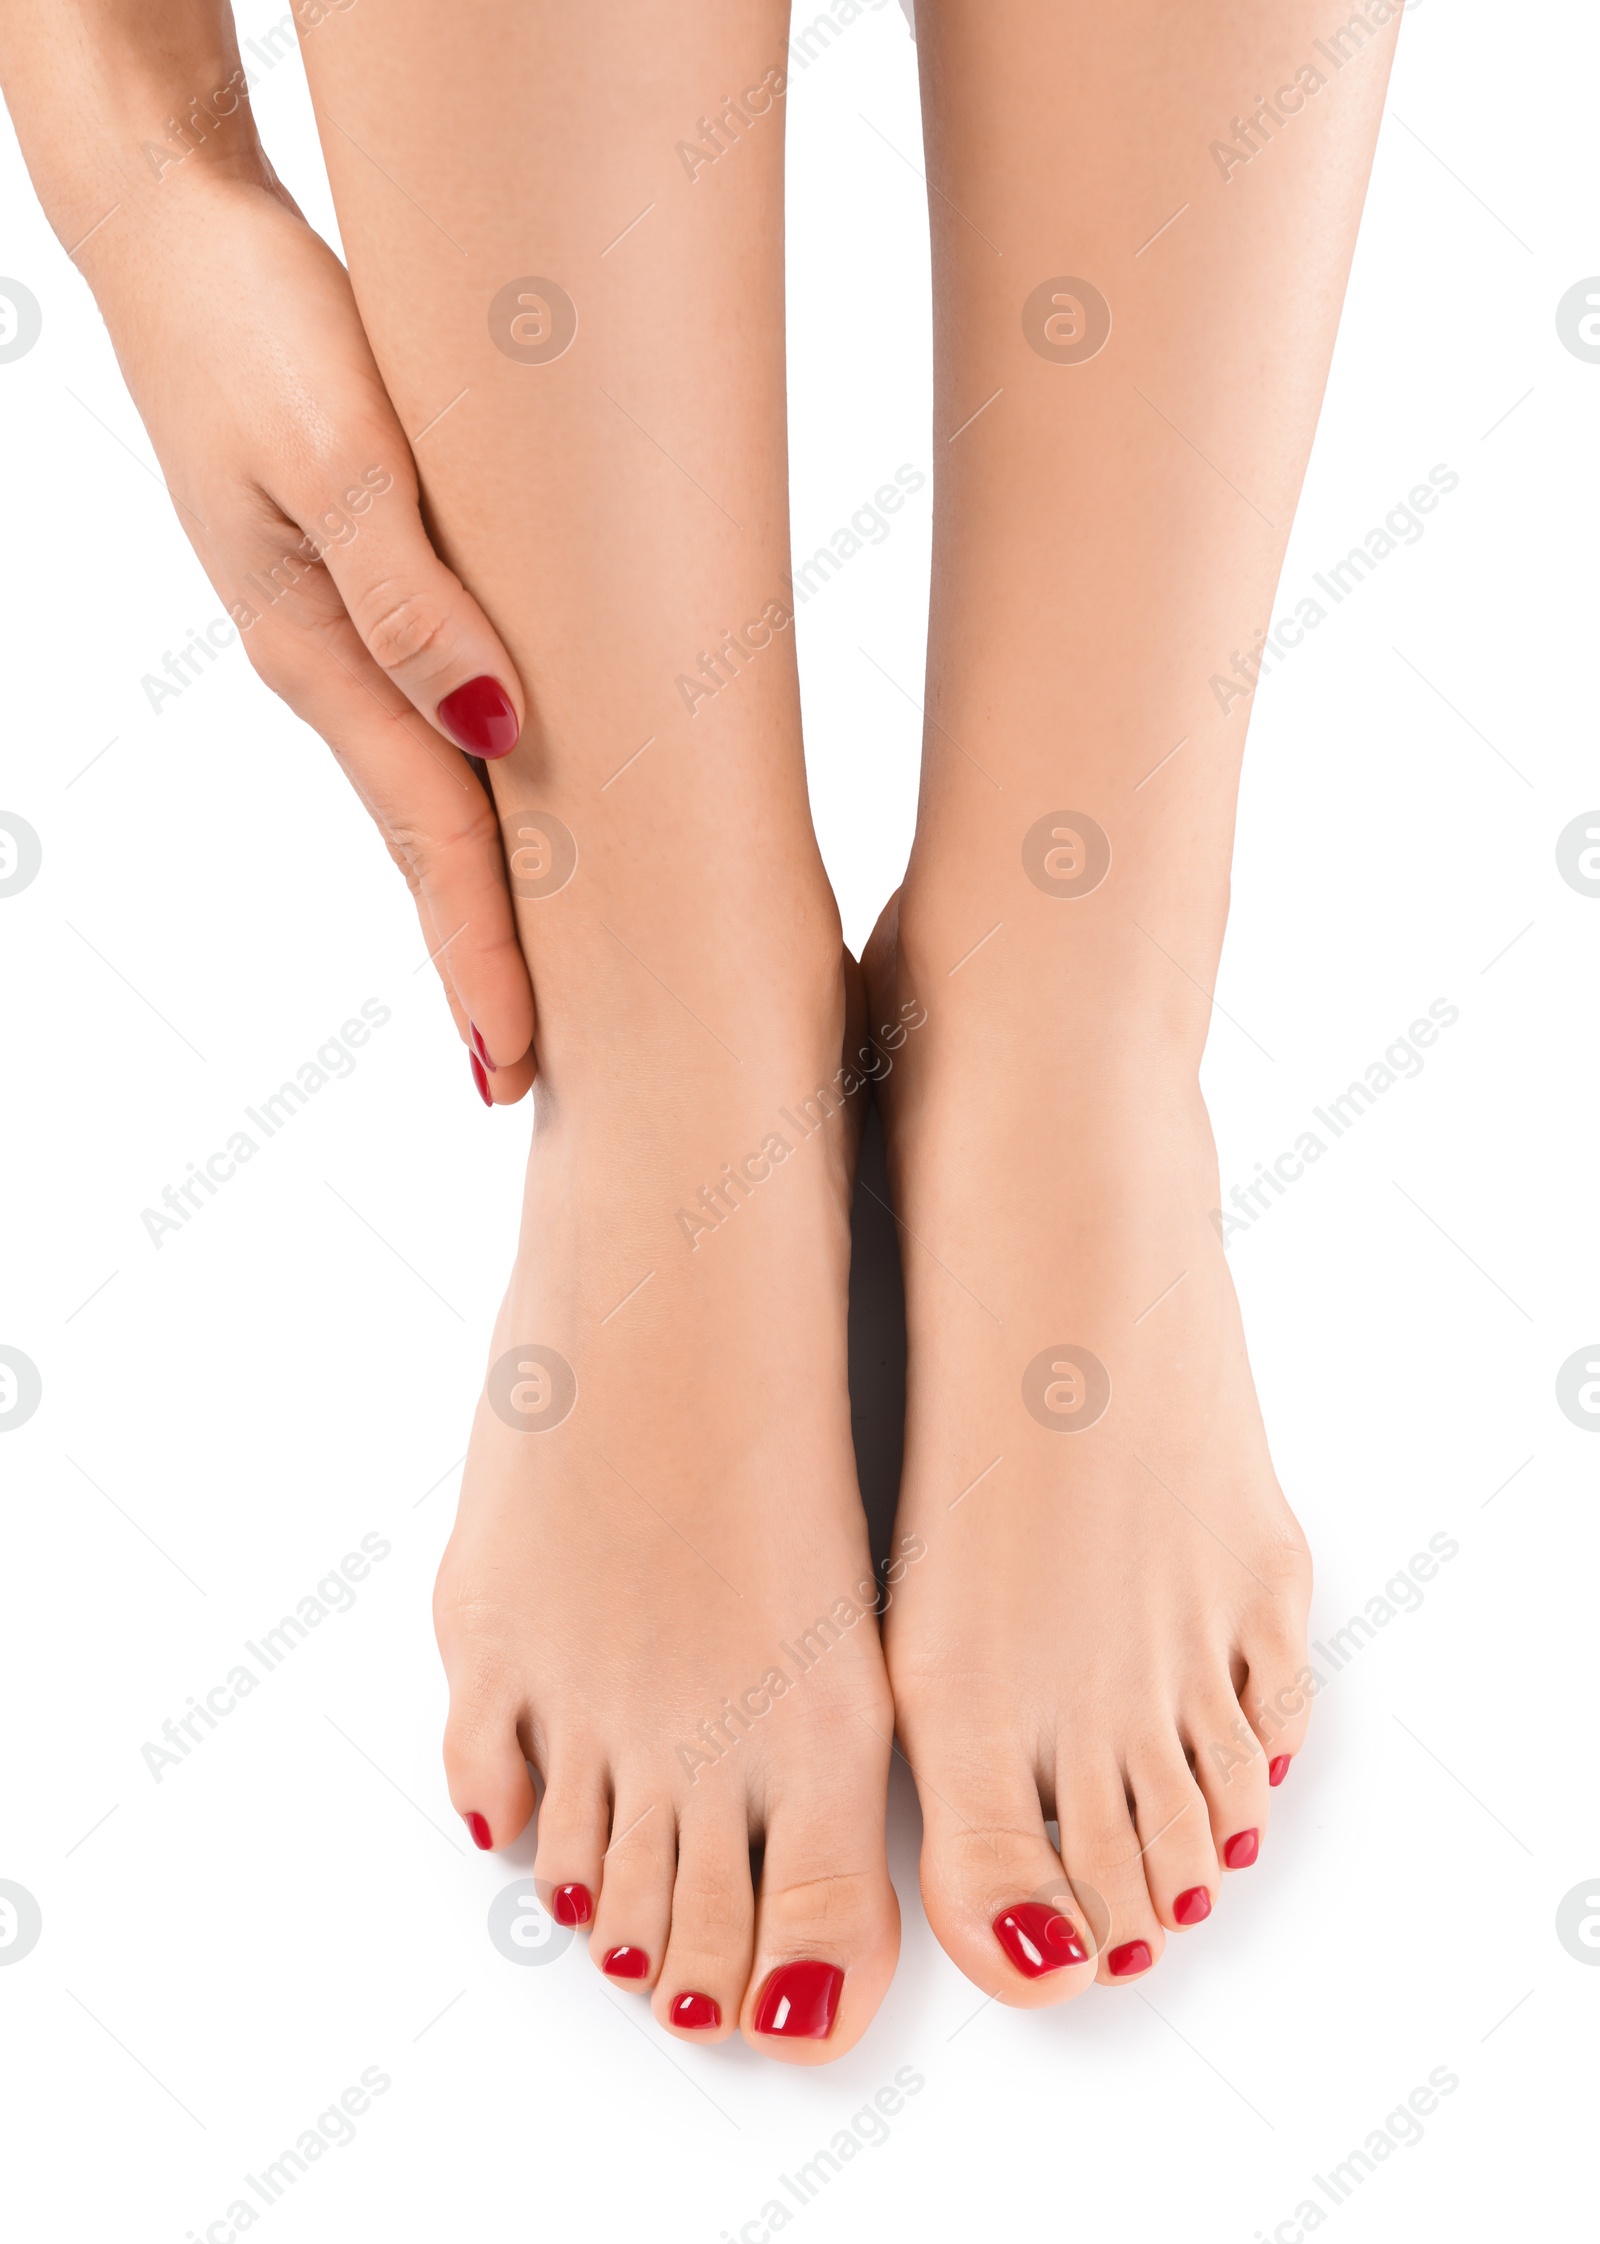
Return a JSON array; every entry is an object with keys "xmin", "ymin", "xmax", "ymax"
[{"xmin": 3, "ymin": 7, "xmax": 536, "ymax": 1100}]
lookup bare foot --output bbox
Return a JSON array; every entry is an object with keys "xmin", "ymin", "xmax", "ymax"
[
  {"xmin": 433, "ymin": 936, "xmax": 903, "ymax": 2060},
  {"xmin": 865, "ymin": 888, "xmax": 1313, "ymax": 2001}
]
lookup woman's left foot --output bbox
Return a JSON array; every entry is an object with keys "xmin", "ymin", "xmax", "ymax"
[{"xmin": 866, "ymin": 889, "xmax": 1314, "ymax": 2001}]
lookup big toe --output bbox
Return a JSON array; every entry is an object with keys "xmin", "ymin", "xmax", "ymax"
[
  {"xmin": 741, "ymin": 1756, "xmax": 899, "ymax": 2065},
  {"xmin": 910, "ymin": 1728, "xmax": 1097, "ymax": 2007}
]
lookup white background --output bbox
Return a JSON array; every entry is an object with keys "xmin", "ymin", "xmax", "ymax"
[{"xmin": 2, "ymin": 0, "xmax": 1596, "ymax": 2236}]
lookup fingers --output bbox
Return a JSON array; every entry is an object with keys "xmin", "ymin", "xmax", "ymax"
[
  {"xmin": 235, "ymin": 550, "xmax": 537, "ymax": 1097},
  {"xmin": 309, "ymin": 458, "xmax": 526, "ymax": 764}
]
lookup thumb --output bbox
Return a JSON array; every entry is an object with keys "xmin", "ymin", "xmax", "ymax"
[{"xmin": 306, "ymin": 456, "xmax": 525, "ymax": 760}]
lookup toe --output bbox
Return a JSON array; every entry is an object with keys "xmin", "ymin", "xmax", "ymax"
[
  {"xmin": 1055, "ymin": 1759, "xmax": 1166, "ymax": 1985},
  {"xmin": 741, "ymin": 1765, "xmax": 899, "ymax": 2064},
  {"xmin": 652, "ymin": 1801, "xmax": 754, "ymax": 2043},
  {"xmin": 1239, "ymin": 1629, "xmax": 1316, "ymax": 1787},
  {"xmin": 590, "ymin": 1786, "xmax": 676, "ymax": 1991},
  {"xmin": 530, "ymin": 1747, "xmax": 609, "ymax": 1928},
  {"xmin": 441, "ymin": 1673, "xmax": 535, "ymax": 1853},
  {"xmin": 1125, "ymin": 1741, "xmax": 1222, "ymax": 1934},
  {"xmin": 1188, "ymin": 1688, "xmax": 1273, "ymax": 1872},
  {"xmin": 912, "ymin": 1733, "xmax": 1096, "ymax": 2007}
]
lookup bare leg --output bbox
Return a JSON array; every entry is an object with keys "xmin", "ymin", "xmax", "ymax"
[
  {"xmin": 298, "ymin": 0, "xmax": 900, "ymax": 2058},
  {"xmin": 868, "ymin": 0, "xmax": 1401, "ymax": 1996}
]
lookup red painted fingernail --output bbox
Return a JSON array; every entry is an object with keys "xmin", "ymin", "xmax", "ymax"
[
  {"xmin": 602, "ymin": 1945, "xmax": 650, "ymax": 1981},
  {"xmin": 470, "ymin": 1051, "xmax": 492, "ymax": 1106},
  {"xmin": 752, "ymin": 1960, "xmax": 844, "ymax": 2038},
  {"xmin": 669, "ymin": 1991, "xmax": 721, "ymax": 2031},
  {"xmin": 437, "ymin": 675, "xmax": 519, "ymax": 758},
  {"xmin": 1223, "ymin": 1828, "xmax": 1260, "ymax": 1869},
  {"xmin": 551, "ymin": 1883, "xmax": 592, "ymax": 1927},
  {"xmin": 1173, "ymin": 1885, "xmax": 1212, "ymax": 1926},
  {"xmin": 464, "ymin": 1812, "xmax": 491, "ymax": 1850},
  {"xmin": 1269, "ymin": 1755, "xmax": 1291, "ymax": 1787},
  {"xmin": 1107, "ymin": 1939, "xmax": 1152, "ymax": 1978},
  {"xmin": 469, "ymin": 1022, "xmax": 498, "ymax": 1073},
  {"xmin": 992, "ymin": 1902, "xmax": 1088, "ymax": 1978}
]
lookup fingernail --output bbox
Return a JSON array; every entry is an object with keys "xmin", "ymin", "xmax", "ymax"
[
  {"xmin": 437, "ymin": 675, "xmax": 519, "ymax": 758},
  {"xmin": 1223, "ymin": 1828, "xmax": 1260, "ymax": 1869},
  {"xmin": 992, "ymin": 1902, "xmax": 1088, "ymax": 1978},
  {"xmin": 752, "ymin": 1960, "xmax": 844, "ymax": 2038},
  {"xmin": 602, "ymin": 1945, "xmax": 650, "ymax": 1981},
  {"xmin": 551, "ymin": 1883, "xmax": 592, "ymax": 1927},
  {"xmin": 1269, "ymin": 1755, "xmax": 1291, "ymax": 1787},
  {"xmin": 469, "ymin": 1022, "xmax": 498, "ymax": 1073},
  {"xmin": 464, "ymin": 1812, "xmax": 492, "ymax": 1850},
  {"xmin": 1107, "ymin": 1939, "xmax": 1152, "ymax": 1978},
  {"xmin": 470, "ymin": 1051, "xmax": 492, "ymax": 1106},
  {"xmin": 1173, "ymin": 1885, "xmax": 1212, "ymax": 1926},
  {"xmin": 669, "ymin": 1991, "xmax": 721, "ymax": 2031}
]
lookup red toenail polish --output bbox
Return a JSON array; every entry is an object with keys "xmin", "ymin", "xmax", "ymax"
[
  {"xmin": 1269, "ymin": 1755, "xmax": 1291, "ymax": 1787},
  {"xmin": 437, "ymin": 675, "xmax": 519, "ymax": 759},
  {"xmin": 1173, "ymin": 1885, "xmax": 1212, "ymax": 1926},
  {"xmin": 992, "ymin": 1902, "xmax": 1089, "ymax": 1978},
  {"xmin": 603, "ymin": 1945, "xmax": 650, "ymax": 1980},
  {"xmin": 670, "ymin": 1991, "xmax": 721, "ymax": 2031},
  {"xmin": 1108, "ymin": 1940, "xmax": 1152, "ymax": 1978},
  {"xmin": 464, "ymin": 1812, "xmax": 492, "ymax": 1850},
  {"xmin": 551, "ymin": 1883, "xmax": 592, "ymax": 1927},
  {"xmin": 753, "ymin": 1960, "xmax": 844, "ymax": 2038},
  {"xmin": 470, "ymin": 1051, "xmax": 492, "ymax": 1106},
  {"xmin": 1223, "ymin": 1828, "xmax": 1260, "ymax": 1869},
  {"xmin": 468, "ymin": 1023, "xmax": 498, "ymax": 1073}
]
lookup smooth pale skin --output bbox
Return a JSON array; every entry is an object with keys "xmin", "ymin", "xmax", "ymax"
[{"xmin": 2, "ymin": 0, "xmax": 1399, "ymax": 2051}]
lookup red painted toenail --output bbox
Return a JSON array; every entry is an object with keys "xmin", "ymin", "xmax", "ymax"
[
  {"xmin": 1173, "ymin": 1885, "xmax": 1212, "ymax": 1926},
  {"xmin": 670, "ymin": 1991, "xmax": 721, "ymax": 2031},
  {"xmin": 992, "ymin": 1902, "xmax": 1089, "ymax": 1978},
  {"xmin": 468, "ymin": 1022, "xmax": 498, "ymax": 1073},
  {"xmin": 470, "ymin": 1051, "xmax": 493, "ymax": 1105},
  {"xmin": 752, "ymin": 1960, "xmax": 844, "ymax": 2038},
  {"xmin": 1223, "ymin": 1828, "xmax": 1260, "ymax": 1869},
  {"xmin": 603, "ymin": 1945, "xmax": 650, "ymax": 1980},
  {"xmin": 464, "ymin": 1812, "xmax": 492, "ymax": 1850},
  {"xmin": 551, "ymin": 1883, "xmax": 592, "ymax": 1927},
  {"xmin": 437, "ymin": 675, "xmax": 520, "ymax": 759},
  {"xmin": 1107, "ymin": 1940, "xmax": 1152, "ymax": 1977},
  {"xmin": 1269, "ymin": 1755, "xmax": 1291, "ymax": 1787}
]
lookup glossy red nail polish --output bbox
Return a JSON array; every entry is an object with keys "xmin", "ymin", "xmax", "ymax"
[
  {"xmin": 992, "ymin": 1902, "xmax": 1088, "ymax": 1978},
  {"xmin": 470, "ymin": 1051, "xmax": 492, "ymax": 1106},
  {"xmin": 1107, "ymin": 1940, "xmax": 1152, "ymax": 1978},
  {"xmin": 603, "ymin": 1945, "xmax": 650, "ymax": 1980},
  {"xmin": 469, "ymin": 1022, "xmax": 498, "ymax": 1073},
  {"xmin": 1269, "ymin": 1755, "xmax": 1291, "ymax": 1787},
  {"xmin": 1173, "ymin": 1885, "xmax": 1212, "ymax": 1926},
  {"xmin": 669, "ymin": 1991, "xmax": 721, "ymax": 2031},
  {"xmin": 753, "ymin": 1960, "xmax": 844, "ymax": 2038},
  {"xmin": 1223, "ymin": 1828, "xmax": 1260, "ymax": 1869},
  {"xmin": 551, "ymin": 1883, "xmax": 592, "ymax": 1927},
  {"xmin": 463, "ymin": 1812, "xmax": 491, "ymax": 1850},
  {"xmin": 437, "ymin": 675, "xmax": 519, "ymax": 758}
]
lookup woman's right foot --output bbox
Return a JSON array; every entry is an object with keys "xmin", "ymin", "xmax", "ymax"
[{"xmin": 435, "ymin": 931, "xmax": 901, "ymax": 2063}]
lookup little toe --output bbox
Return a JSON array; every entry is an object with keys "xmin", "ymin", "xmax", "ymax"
[
  {"xmin": 652, "ymin": 1802, "xmax": 755, "ymax": 2043},
  {"xmin": 1239, "ymin": 1632, "xmax": 1316, "ymax": 1784},
  {"xmin": 441, "ymin": 1676, "xmax": 535, "ymax": 1854}
]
